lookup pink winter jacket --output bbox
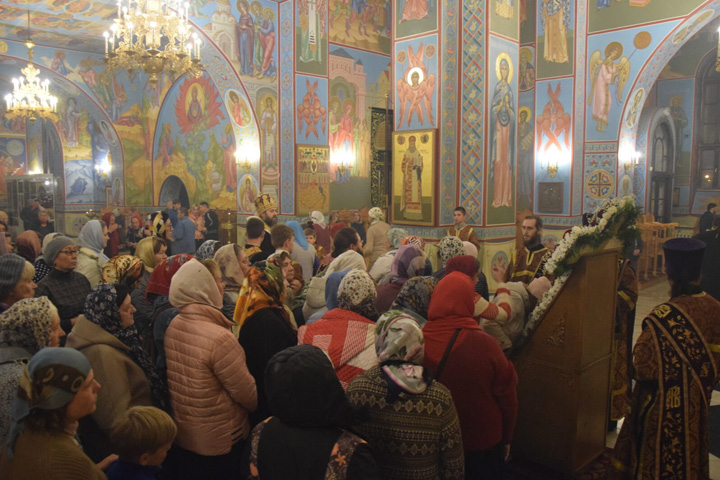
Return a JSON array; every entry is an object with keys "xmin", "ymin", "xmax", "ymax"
[{"xmin": 165, "ymin": 259, "xmax": 257, "ymax": 456}]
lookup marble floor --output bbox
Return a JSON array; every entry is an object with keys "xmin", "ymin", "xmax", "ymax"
[{"xmin": 605, "ymin": 278, "xmax": 720, "ymax": 479}]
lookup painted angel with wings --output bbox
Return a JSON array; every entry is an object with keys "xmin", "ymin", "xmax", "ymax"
[{"xmin": 588, "ymin": 41, "xmax": 630, "ymax": 132}]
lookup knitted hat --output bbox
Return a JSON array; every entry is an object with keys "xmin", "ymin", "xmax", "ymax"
[
  {"xmin": 44, "ymin": 236, "xmax": 75, "ymax": 268},
  {"xmin": 0, "ymin": 254, "xmax": 27, "ymax": 301},
  {"xmin": 663, "ymin": 237, "xmax": 706, "ymax": 282},
  {"xmin": 254, "ymin": 193, "xmax": 277, "ymax": 215}
]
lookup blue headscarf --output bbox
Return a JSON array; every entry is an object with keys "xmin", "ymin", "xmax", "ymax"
[
  {"xmin": 286, "ymin": 221, "xmax": 309, "ymax": 251},
  {"xmin": 77, "ymin": 219, "xmax": 109, "ymax": 262},
  {"xmin": 325, "ymin": 268, "xmax": 351, "ymax": 310}
]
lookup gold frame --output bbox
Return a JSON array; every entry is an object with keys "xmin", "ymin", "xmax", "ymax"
[{"xmin": 391, "ymin": 129, "xmax": 436, "ymax": 226}]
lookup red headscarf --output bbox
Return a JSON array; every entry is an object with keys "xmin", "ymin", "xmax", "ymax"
[
  {"xmin": 146, "ymin": 254, "xmax": 195, "ymax": 298},
  {"xmin": 445, "ymin": 255, "xmax": 479, "ymax": 279}
]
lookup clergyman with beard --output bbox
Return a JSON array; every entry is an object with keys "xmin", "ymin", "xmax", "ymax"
[
  {"xmin": 492, "ymin": 215, "xmax": 551, "ymax": 285},
  {"xmin": 255, "ymin": 192, "xmax": 279, "ymax": 255}
]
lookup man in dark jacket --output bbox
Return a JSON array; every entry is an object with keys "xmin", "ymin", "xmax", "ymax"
[
  {"xmin": 200, "ymin": 201, "xmax": 219, "ymax": 241},
  {"xmin": 699, "ymin": 203, "xmax": 716, "ymax": 233}
]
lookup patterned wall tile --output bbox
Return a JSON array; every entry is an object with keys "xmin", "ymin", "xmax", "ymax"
[
  {"xmin": 573, "ymin": 0, "xmax": 587, "ymax": 216},
  {"xmin": 439, "ymin": 0, "xmax": 460, "ymax": 225},
  {"xmin": 583, "ymin": 153, "xmax": 617, "ymax": 213},
  {"xmin": 280, "ymin": 0, "xmax": 294, "ymax": 214}
]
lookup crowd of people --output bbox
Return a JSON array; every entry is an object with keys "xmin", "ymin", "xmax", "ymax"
[{"xmin": 0, "ymin": 192, "xmax": 718, "ymax": 480}]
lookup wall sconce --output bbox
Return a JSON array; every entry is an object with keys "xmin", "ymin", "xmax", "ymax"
[
  {"xmin": 94, "ymin": 154, "xmax": 111, "ymax": 179},
  {"xmin": 235, "ymin": 143, "xmax": 259, "ymax": 173},
  {"xmin": 716, "ymin": 27, "xmax": 720, "ymax": 72},
  {"xmin": 331, "ymin": 149, "xmax": 353, "ymax": 180},
  {"xmin": 624, "ymin": 151, "xmax": 642, "ymax": 172},
  {"xmin": 540, "ymin": 158, "xmax": 559, "ymax": 178}
]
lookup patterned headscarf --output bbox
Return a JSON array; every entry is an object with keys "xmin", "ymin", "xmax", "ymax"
[
  {"xmin": 84, "ymin": 284, "xmax": 166, "ymax": 409},
  {"xmin": 135, "ymin": 237, "xmax": 160, "ymax": 273},
  {"xmin": 375, "ymin": 311, "xmax": 429, "ymax": 400},
  {"xmin": 0, "ymin": 297, "xmax": 56, "ymax": 353},
  {"xmin": 196, "ymin": 240, "xmax": 220, "ymax": 260},
  {"xmin": 214, "ymin": 244, "xmax": 245, "ymax": 291},
  {"xmin": 286, "ymin": 220, "xmax": 309, "ymax": 250},
  {"xmin": 401, "ymin": 235, "xmax": 425, "ymax": 250},
  {"xmin": 15, "ymin": 231, "xmax": 41, "ymax": 262},
  {"xmin": 337, "ymin": 269, "xmax": 378, "ymax": 321},
  {"xmin": 387, "ymin": 228, "xmax": 409, "ymax": 249},
  {"xmin": 368, "ymin": 207, "xmax": 385, "ymax": 224},
  {"xmin": 102, "ymin": 255, "xmax": 144, "ymax": 287},
  {"xmin": 390, "ymin": 245, "xmax": 426, "ymax": 285},
  {"xmin": 145, "ymin": 254, "xmax": 195, "ymax": 298},
  {"xmin": 148, "ymin": 211, "xmax": 170, "ymax": 237},
  {"xmin": 391, "ymin": 276, "xmax": 437, "ymax": 325},
  {"xmin": 7, "ymin": 347, "xmax": 91, "ymax": 458},
  {"xmin": 438, "ymin": 236, "xmax": 465, "ymax": 267},
  {"xmin": 77, "ymin": 220, "xmax": 109, "ymax": 261},
  {"xmin": 234, "ymin": 260, "xmax": 289, "ymax": 333}
]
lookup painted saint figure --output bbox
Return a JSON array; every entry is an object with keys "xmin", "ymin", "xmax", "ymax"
[
  {"xmin": 588, "ymin": 42, "xmax": 630, "ymax": 133},
  {"xmin": 236, "ymin": 0, "xmax": 255, "ymax": 76},
  {"xmin": 229, "ymin": 91, "xmax": 251, "ymax": 127},
  {"xmin": 63, "ymin": 98, "xmax": 82, "ymax": 148},
  {"xmin": 541, "ymin": 0, "xmax": 570, "ymax": 64},
  {"xmin": 260, "ymin": 97, "xmax": 277, "ymax": 166},
  {"xmin": 401, "ymin": 0, "xmax": 428, "ymax": 21},
  {"xmin": 490, "ymin": 56, "xmax": 515, "ymax": 209},
  {"xmin": 495, "ymin": 0, "xmax": 514, "ymax": 18},
  {"xmin": 517, "ymin": 107, "xmax": 534, "ymax": 209},
  {"xmin": 401, "ymin": 136, "xmax": 423, "ymax": 220},
  {"xmin": 220, "ymin": 124, "xmax": 237, "ymax": 193},
  {"xmin": 240, "ymin": 176, "xmax": 257, "ymax": 213},
  {"xmin": 160, "ymin": 124, "xmax": 174, "ymax": 168},
  {"xmin": 519, "ymin": 49, "xmax": 535, "ymax": 90},
  {"xmin": 256, "ymin": 8, "xmax": 277, "ymax": 78},
  {"xmin": 187, "ymin": 86, "xmax": 203, "ymax": 123}
]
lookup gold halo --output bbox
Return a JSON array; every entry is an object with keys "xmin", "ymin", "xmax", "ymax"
[
  {"xmin": 520, "ymin": 47, "xmax": 533, "ymax": 63},
  {"xmin": 495, "ymin": 53, "xmax": 513, "ymax": 83},
  {"xmin": 605, "ymin": 41, "xmax": 623, "ymax": 59},
  {"xmin": 519, "ymin": 106, "xmax": 532, "ymax": 119},
  {"xmin": 407, "ymin": 67, "xmax": 424, "ymax": 84}
]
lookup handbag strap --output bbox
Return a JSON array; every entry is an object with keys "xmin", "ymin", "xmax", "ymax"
[{"xmin": 435, "ymin": 328, "xmax": 462, "ymax": 381}]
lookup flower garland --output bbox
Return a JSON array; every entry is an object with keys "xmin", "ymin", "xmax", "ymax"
[{"xmin": 525, "ymin": 272, "xmax": 570, "ymax": 336}]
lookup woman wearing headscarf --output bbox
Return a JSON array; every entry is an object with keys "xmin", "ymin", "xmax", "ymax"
[
  {"xmin": 66, "ymin": 283, "xmax": 164, "ymax": 462},
  {"xmin": 390, "ymin": 276, "xmax": 437, "ymax": 327},
  {"xmin": 76, "ymin": 219, "xmax": 110, "ymax": 288},
  {"xmin": 245, "ymin": 344, "xmax": 380, "ymax": 480},
  {"xmin": 0, "ymin": 254, "xmax": 36, "ymax": 313},
  {"xmin": 287, "ymin": 220, "xmax": 317, "ymax": 283},
  {"xmin": 102, "ymin": 212, "xmax": 122, "ymax": 258},
  {"xmin": 305, "ymin": 268, "xmax": 352, "ymax": 325},
  {"xmin": 0, "ymin": 348, "xmax": 108, "ymax": 479},
  {"xmin": 0, "ymin": 297, "xmax": 64, "ymax": 446},
  {"xmin": 125, "ymin": 214, "xmax": 144, "ymax": 256},
  {"xmin": 364, "ymin": 207, "xmax": 390, "ymax": 269},
  {"xmin": 146, "ymin": 211, "xmax": 174, "ymax": 255},
  {"xmin": 434, "ymin": 236, "xmax": 490, "ymax": 301},
  {"xmin": 131, "ymin": 237, "xmax": 167, "ymax": 336},
  {"xmin": 310, "ymin": 210, "xmax": 332, "ymax": 253},
  {"xmin": 424, "ymin": 271, "xmax": 518, "ymax": 479},
  {"xmin": 101, "ymin": 255, "xmax": 144, "ymax": 289},
  {"xmin": 165, "ymin": 258, "xmax": 257, "ymax": 479},
  {"xmin": 347, "ymin": 312, "xmax": 464, "ymax": 480},
  {"xmin": 14, "ymin": 230, "xmax": 41, "ymax": 263},
  {"xmin": 234, "ymin": 260, "xmax": 297, "ymax": 427},
  {"xmin": 196, "ymin": 239, "xmax": 221, "ymax": 260},
  {"xmin": 32, "ymin": 232, "xmax": 63, "ymax": 283},
  {"xmin": 214, "ymin": 244, "xmax": 251, "ymax": 321},
  {"xmin": 190, "ymin": 204, "xmax": 205, "ymax": 250},
  {"xmin": 298, "ymin": 269, "xmax": 378, "ymax": 390},
  {"xmin": 351, "ymin": 210, "xmax": 367, "ymax": 245},
  {"xmin": 376, "ymin": 244, "xmax": 427, "ymax": 314},
  {"xmin": 369, "ymin": 227, "xmax": 408, "ymax": 282}
]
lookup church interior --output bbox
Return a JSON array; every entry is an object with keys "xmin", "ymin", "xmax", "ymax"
[{"xmin": 2, "ymin": 0, "xmax": 720, "ymax": 477}]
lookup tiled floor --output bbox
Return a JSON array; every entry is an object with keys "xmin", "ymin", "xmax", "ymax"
[{"xmin": 606, "ymin": 278, "xmax": 720, "ymax": 479}]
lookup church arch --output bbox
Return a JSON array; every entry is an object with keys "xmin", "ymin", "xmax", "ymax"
[{"xmin": 159, "ymin": 175, "xmax": 190, "ymax": 208}]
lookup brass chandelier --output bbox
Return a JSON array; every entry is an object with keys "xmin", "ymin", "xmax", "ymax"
[
  {"xmin": 4, "ymin": 12, "xmax": 58, "ymax": 123},
  {"xmin": 104, "ymin": 0, "xmax": 203, "ymax": 84}
]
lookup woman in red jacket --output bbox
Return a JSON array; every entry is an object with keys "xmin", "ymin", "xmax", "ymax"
[{"xmin": 423, "ymin": 271, "xmax": 518, "ymax": 479}]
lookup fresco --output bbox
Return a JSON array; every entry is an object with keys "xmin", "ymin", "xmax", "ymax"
[
  {"xmin": 297, "ymin": 145, "xmax": 331, "ymax": 215},
  {"xmin": 691, "ymin": 191, "xmax": 720, "ymax": 214},
  {"xmin": 486, "ymin": 36, "xmax": 518, "ymax": 226},
  {"xmin": 585, "ymin": 22, "xmax": 677, "ymax": 142},
  {"xmin": 64, "ymin": 159, "xmax": 95, "ymax": 204},
  {"xmin": 295, "ymin": 75, "xmax": 328, "ymax": 145},
  {"xmin": 659, "ymin": 15, "xmax": 716, "ymax": 80},
  {"xmin": 517, "ymin": 90, "xmax": 535, "ymax": 212},
  {"xmin": 537, "ymin": 0, "xmax": 574, "ymax": 79},
  {"xmin": 520, "ymin": 0, "xmax": 537, "ymax": 45},
  {"xmin": 238, "ymin": 173, "xmax": 259, "ymax": 213},
  {"xmin": 329, "ymin": 46, "xmax": 391, "ymax": 182},
  {"xmin": 658, "ymin": 78, "xmax": 694, "ymax": 184},
  {"xmin": 490, "ymin": 0, "xmax": 519, "ymax": 40},
  {"xmin": 255, "ymin": 89, "xmax": 279, "ymax": 188},
  {"xmin": 0, "ymin": 137, "xmax": 26, "ymax": 198},
  {"xmin": 395, "ymin": 0, "xmax": 438, "ymax": 40},
  {"xmin": 440, "ymin": 0, "xmax": 460, "ymax": 224},
  {"xmin": 279, "ymin": 0, "xmax": 294, "ymax": 214},
  {"xmin": 296, "ymin": 0, "xmax": 328, "ymax": 75},
  {"xmin": 229, "ymin": 0, "xmax": 278, "ymax": 81},
  {"xmin": 394, "ymin": 34, "xmax": 438, "ymax": 132},
  {"xmin": 329, "ymin": 0, "xmax": 391, "ymax": 54},
  {"xmin": 589, "ymin": 0, "xmax": 704, "ymax": 33},
  {"xmin": 519, "ymin": 47, "xmax": 536, "ymax": 91}
]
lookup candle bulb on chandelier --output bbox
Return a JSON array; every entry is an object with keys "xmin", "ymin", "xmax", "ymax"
[{"xmin": 103, "ymin": 31, "xmax": 109, "ymax": 54}]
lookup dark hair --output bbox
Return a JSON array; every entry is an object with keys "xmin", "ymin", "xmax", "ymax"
[
  {"xmin": 714, "ymin": 217, "xmax": 720, "ymax": 229},
  {"xmin": 454, "ymin": 206, "xmax": 467, "ymax": 215},
  {"xmin": 246, "ymin": 217, "xmax": 266, "ymax": 240},
  {"xmin": 172, "ymin": 199, "xmax": 181, "ymax": 205},
  {"xmin": 199, "ymin": 201, "xmax": 209, "ymax": 208},
  {"xmin": 332, "ymin": 227, "xmax": 359, "ymax": 257},
  {"xmin": 708, "ymin": 203, "xmax": 717, "ymax": 211},
  {"xmin": 270, "ymin": 224, "xmax": 294, "ymax": 249},
  {"xmin": 178, "ymin": 207, "xmax": 188, "ymax": 216},
  {"xmin": 152, "ymin": 237, "xmax": 167, "ymax": 254},
  {"xmin": 671, "ymin": 280, "xmax": 703, "ymax": 298},
  {"xmin": 524, "ymin": 214, "xmax": 543, "ymax": 230},
  {"xmin": 115, "ymin": 284, "xmax": 130, "ymax": 308},
  {"xmin": 22, "ymin": 407, "xmax": 67, "ymax": 433},
  {"xmin": 304, "ymin": 228, "xmax": 316, "ymax": 238}
]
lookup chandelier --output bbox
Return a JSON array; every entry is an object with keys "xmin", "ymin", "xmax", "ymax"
[
  {"xmin": 4, "ymin": 13, "xmax": 58, "ymax": 123},
  {"xmin": 104, "ymin": 0, "xmax": 203, "ymax": 84}
]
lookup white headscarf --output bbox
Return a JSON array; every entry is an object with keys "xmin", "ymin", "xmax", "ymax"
[
  {"xmin": 310, "ymin": 211, "xmax": 326, "ymax": 229},
  {"xmin": 368, "ymin": 207, "xmax": 385, "ymax": 224}
]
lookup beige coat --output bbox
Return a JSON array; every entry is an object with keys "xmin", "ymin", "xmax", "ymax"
[
  {"xmin": 165, "ymin": 258, "xmax": 257, "ymax": 456},
  {"xmin": 74, "ymin": 246, "xmax": 106, "ymax": 288},
  {"xmin": 364, "ymin": 221, "xmax": 391, "ymax": 268}
]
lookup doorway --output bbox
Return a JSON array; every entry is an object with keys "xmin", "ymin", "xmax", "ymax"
[
  {"xmin": 158, "ymin": 176, "xmax": 190, "ymax": 208},
  {"xmin": 648, "ymin": 122, "xmax": 674, "ymax": 223}
]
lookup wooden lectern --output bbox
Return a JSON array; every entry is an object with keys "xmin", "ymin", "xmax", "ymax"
[{"xmin": 512, "ymin": 249, "xmax": 619, "ymax": 476}]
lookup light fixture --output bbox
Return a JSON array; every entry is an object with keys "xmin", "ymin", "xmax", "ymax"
[
  {"xmin": 332, "ymin": 149, "xmax": 353, "ymax": 179},
  {"xmin": 716, "ymin": 26, "xmax": 720, "ymax": 72},
  {"xmin": 624, "ymin": 151, "xmax": 642, "ymax": 172},
  {"xmin": 104, "ymin": 0, "xmax": 203, "ymax": 84},
  {"xmin": 4, "ymin": 11, "xmax": 58, "ymax": 123},
  {"xmin": 235, "ymin": 141, "xmax": 259, "ymax": 173}
]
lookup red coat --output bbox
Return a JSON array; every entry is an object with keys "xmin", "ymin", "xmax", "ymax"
[{"xmin": 423, "ymin": 271, "xmax": 518, "ymax": 452}]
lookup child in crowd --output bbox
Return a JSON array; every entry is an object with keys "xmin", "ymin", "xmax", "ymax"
[
  {"xmin": 305, "ymin": 227, "xmax": 325, "ymax": 275},
  {"xmin": 106, "ymin": 406, "xmax": 177, "ymax": 480}
]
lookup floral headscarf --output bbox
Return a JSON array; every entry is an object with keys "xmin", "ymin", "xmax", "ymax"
[
  {"xmin": 214, "ymin": 244, "xmax": 245, "ymax": 291},
  {"xmin": 337, "ymin": 269, "xmax": 377, "ymax": 321},
  {"xmin": 438, "ymin": 236, "xmax": 465, "ymax": 267},
  {"xmin": 196, "ymin": 239, "xmax": 220, "ymax": 260},
  {"xmin": 145, "ymin": 254, "xmax": 195, "ymax": 298},
  {"xmin": 375, "ymin": 311, "xmax": 430, "ymax": 400},
  {"xmin": 15, "ymin": 231, "xmax": 41, "ymax": 262},
  {"xmin": 77, "ymin": 220, "xmax": 109, "ymax": 261},
  {"xmin": 234, "ymin": 260, "xmax": 289, "ymax": 333},
  {"xmin": 368, "ymin": 207, "xmax": 385, "ymax": 224},
  {"xmin": 84, "ymin": 284, "xmax": 166, "ymax": 409},
  {"xmin": 391, "ymin": 276, "xmax": 437, "ymax": 325},
  {"xmin": 401, "ymin": 235, "xmax": 425, "ymax": 250},
  {"xmin": 7, "ymin": 348, "xmax": 91, "ymax": 458},
  {"xmin": 102, "ymin": 255, "xmax": 144, "ymax": 287},
  {"xmin": 0, "ymin": 297, "xmax": 55, "ymax": 354},
  {"xmin": 390, "ymin": 245, "xmax": 426, "ymax": 285},
  {"xmin": 387, "ymin": 228, "xmax": 409, "ymax": 249}
]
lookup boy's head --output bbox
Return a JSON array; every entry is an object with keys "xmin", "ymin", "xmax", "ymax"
[
  {"xmin": 111, "ymin": 406, "xmax": 177, "ymax": 466},
  {"xmin": 304, "ymin": 228, "xmax": 317, "ymax": 245},
  {"xmin": 271, "ymin": 224, "xmax": 295, "ymax": 253}
]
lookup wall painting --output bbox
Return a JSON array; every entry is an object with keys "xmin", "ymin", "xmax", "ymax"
[
  {"xmin": 394, "ymin": 35, "xmax": 438, "ymax": 132},
  {"xmin": 296, "ymin": 0, "xmax": 328, "ymax": 75},
  {"xmin": 297, "ymin": 145, "xmax": 331, "ymax": 215},
  {"xmin": 490, "ymin": 0, "xmax": 519, "ymax": 40},
  {"xmin": 536, "ymin": 0, "xmax": 574, "ymax": 79},
  {"xmin": 520, "ymin": 0, "xmax": 537, "ymax": 45},
  {"xmin": 590, "ymin": 0, "xmax": 704, "ymax": 34},
  {"xmin": 295, "ymin": 75, "xmax": 329, "ymax": 146},
  {"xmin": 391, "ymin": 130, "xmax": 436, "ymax": 226},
  {"xmin": 395, "ymin": 0, "xmax": 438, "ymax": 40},
  {"xmin": 329, "ymin": 0, "xmax": 391, "ymax": 54},
  {"xmin": 0, "ymin": 137, "xmax": 26, "ymax": 199}
]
